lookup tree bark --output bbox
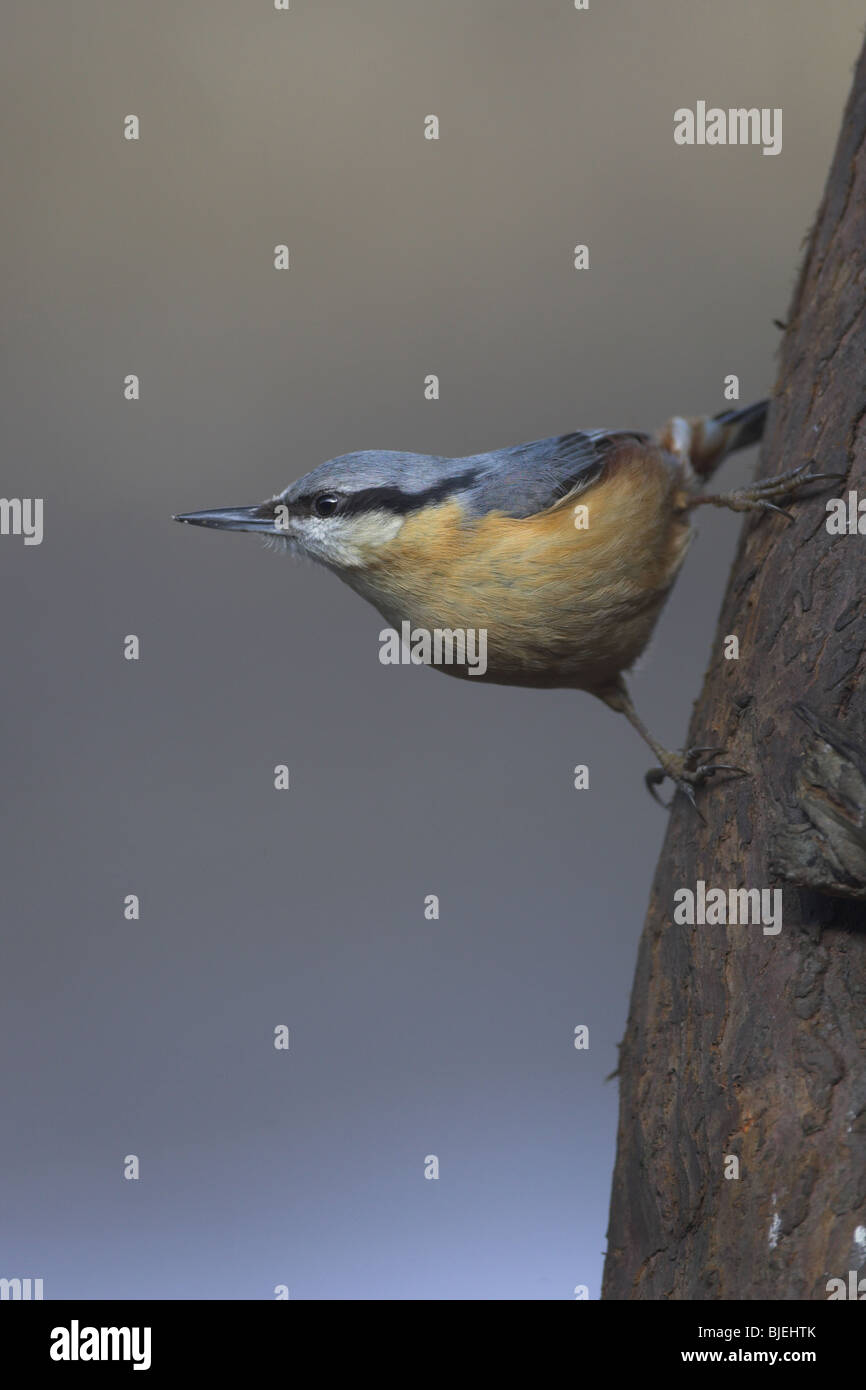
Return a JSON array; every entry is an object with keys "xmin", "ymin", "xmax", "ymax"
[{"xmin": 602, "ymin": 39, "xmax": 866, "ymax": 1300}]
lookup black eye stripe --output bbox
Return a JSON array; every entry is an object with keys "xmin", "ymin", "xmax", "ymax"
[{"xmin": 291, "ymin": 469, "xmax": 481, "ymax": 519}]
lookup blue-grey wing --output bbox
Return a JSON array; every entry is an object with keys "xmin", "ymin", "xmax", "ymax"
[{"xmin": 460, "ymin": 430, "xmax": 650, "ymax": 519}]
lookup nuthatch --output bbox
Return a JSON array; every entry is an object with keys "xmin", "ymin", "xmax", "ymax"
[{"xmin": 176, "ymin": 401, "xmax": 838, "ymax": 806}]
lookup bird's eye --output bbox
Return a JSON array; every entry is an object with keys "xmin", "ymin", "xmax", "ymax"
[{"xmin": 313, "ymin": 493, "xmax": 340, "ymax": 517}]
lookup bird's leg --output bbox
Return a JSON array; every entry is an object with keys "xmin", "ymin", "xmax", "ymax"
[
  {"xmin": 597, "ymin": 679, "xmax": 748, "ymax": 814},
  {"xmin": 683, "ymin": 459, "xmax": 845, "ymax": 522}
]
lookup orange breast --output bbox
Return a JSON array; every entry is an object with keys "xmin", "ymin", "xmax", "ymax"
[{"xmin": 351, "ymin": 443, "xmax": 692, "ymax": 690}]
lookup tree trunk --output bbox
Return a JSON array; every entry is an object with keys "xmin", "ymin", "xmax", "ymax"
[{"xmin": 602, "ymin": 39, "xmax": 866, "ymax": 1301}]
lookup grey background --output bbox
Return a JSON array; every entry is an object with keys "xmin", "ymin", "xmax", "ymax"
[{"xmin": 2, "ymin": 1, "xmax": 860, "ymax": 1299}]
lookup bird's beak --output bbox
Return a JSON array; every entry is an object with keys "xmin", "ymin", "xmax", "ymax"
[{"xmin": 173, "ymin": 503, "xmax": 284, "ymax": 534}]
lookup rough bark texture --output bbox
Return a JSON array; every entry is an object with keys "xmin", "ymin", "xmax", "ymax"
[{"xmin": 602, "ymin": 42, "xmax": 866, "ymax": 1300}]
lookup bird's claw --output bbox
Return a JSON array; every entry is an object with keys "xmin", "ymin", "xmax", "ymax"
[
  {"xmin": 695, "ymin": 460, "xmax": 848, "ymax": 524},
  {"xmin": 736, "ymin": 461, "xmax": 847, "ymax": 519},
  {"xmin": 644, "ymin": 745, "xmax": 749, "ymax": 815}
]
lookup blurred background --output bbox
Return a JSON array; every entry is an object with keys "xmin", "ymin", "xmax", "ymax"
[{"xmin": 1, "ymin": 0, "xmax": 862, "ymax": 1300}]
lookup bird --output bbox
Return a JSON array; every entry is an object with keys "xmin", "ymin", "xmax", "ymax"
[{"xmin": 175, "ymin": 400, "xmax": 839, "ymax": 808}]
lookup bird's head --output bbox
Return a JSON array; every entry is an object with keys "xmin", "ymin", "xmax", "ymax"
[{"xmin": 175, "ymin": 450, "xmax": 481, "ymax": 574}]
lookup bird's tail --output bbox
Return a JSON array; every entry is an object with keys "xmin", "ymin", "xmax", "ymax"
[{"xmin": 687, "ymin": 399, "xmax": 769, "ymax": 479}]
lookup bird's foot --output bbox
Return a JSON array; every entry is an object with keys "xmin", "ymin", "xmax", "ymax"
[
  {"xmin": 691, "ymin": 460, "xmax": 846, "ymax": 522},
  {"xmin": 645, "ymin": 745, "xmax": 749, "ymax": 816}
]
